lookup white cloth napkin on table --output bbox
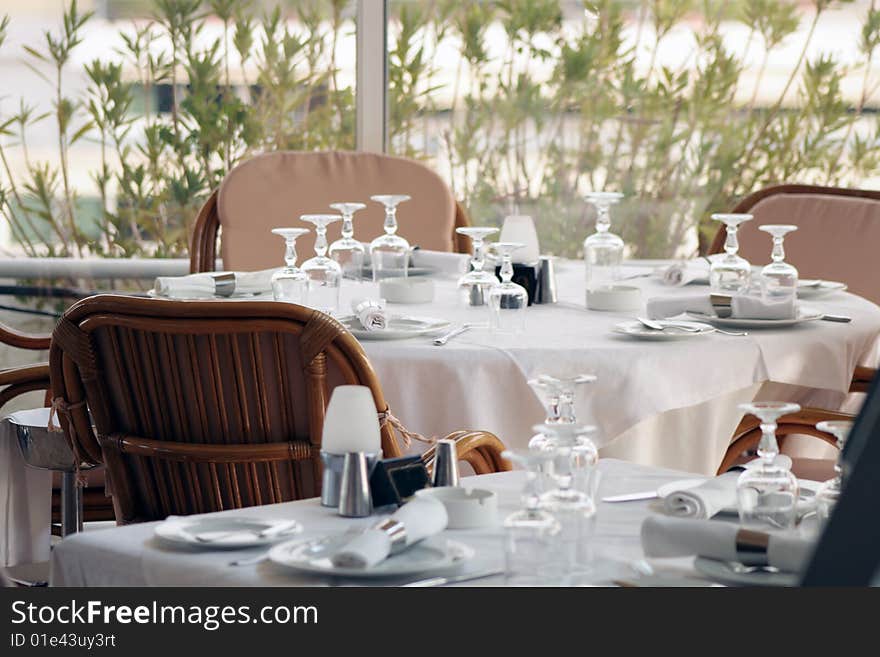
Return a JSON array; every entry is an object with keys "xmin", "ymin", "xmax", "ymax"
[
  {"xmin": 646, "ymin": 292, "xmax": 797, "ymax": 320},
  {"xmin": 662, "ymin": 472, "xmax": 739, "ymax": 519},
  {"xmin": 154, "ymin": 269, "xmax": 276, "ymax": 298},
  {"xmin": 351, "ymin": 298, "xmax": 387, "ymax": 331},
  {"xmin": 641, "ymin": 516, "xmax": 814, "ymax": 573},
  {"xmin": 411, "ymin": 249, "xmax": 470, "ymax": 276},
  {"xmin": 330, "ymin": 496, "xmax": 449, "ymax": 569},
  {"xmin": 654, "ymin": 260, "xmax": 710, "ymax": 287}
]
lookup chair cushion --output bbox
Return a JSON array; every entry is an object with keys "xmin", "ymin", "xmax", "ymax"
[
  {"xmin": 217, "ymin": 151, "xmax": 458, "ymax": 271},
  {"xmin": 790, "ymin": 457, "xmax": 836, "ymax": 482}
]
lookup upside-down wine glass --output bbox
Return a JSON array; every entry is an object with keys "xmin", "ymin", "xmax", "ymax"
[
  {"xmin": 270, "ymin": 228, "xmax": 310, "ymax": 304},
  {"xmin": 328, "ymin": 202, "xmax": 367, "ymax": 280},
  {"xmin": 299, "ymin": 214, "xmax": 343, "ymax": 313},
  {"xmin": 736, "ymin": 401, "xmax": 801, "ymax": 529},
  {"xmin": 710, "ymin": 213, "xmax": 753, "ymax": 293},
  {"xmin": 758, "ymin": 224, "xmax": 799, "ymax": 303},
  {"xmin": 370, "ymin": 195, "xmax": 411, "ymax": 282},
  {"xmin": 488, "ymin": 242, "xmax": 528, "ymax": 334},
  {"xmin": 814, "ymin": 420, "xmax": 853, "ymax": 522},
  {"xmin": 583, "ymin": 191, "xmax": 625, "ymax": 292},
  {"xmin": 527, "ymin": 374, "xmax": 597, "ymax": 451},
  {"xmin": 456, "ymin": 226, "xmax": 500, "ymax": 307}
]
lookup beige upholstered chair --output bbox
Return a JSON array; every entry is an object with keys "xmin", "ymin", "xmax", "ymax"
[
  {"xmin": 191, "ymin": 151, "xmax": 472, "ymax": 273},
  {"xmin": 710, "ymin": 184, "xmax": 879, "ymax": 476}
]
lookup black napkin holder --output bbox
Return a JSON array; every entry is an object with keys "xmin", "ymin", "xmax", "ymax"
[
  {"xmin": 369, "ymin": 456, "xmax": 431, "ymax": 507},
  {"xmin": 494, "ymin": 262, "xmax": 539, "ymax": 306}
]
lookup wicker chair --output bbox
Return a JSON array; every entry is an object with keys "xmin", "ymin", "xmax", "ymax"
[
  {"xmin": 190, "ymin": 150, "xmax": 472, "ymax": 274},
  {"xmin": 709, "ymin": 184, "xmax": 880, "ymax": 476},
  {"xmin": 49, "ymin": 295, "xmax": 509, "ymax": 523}
]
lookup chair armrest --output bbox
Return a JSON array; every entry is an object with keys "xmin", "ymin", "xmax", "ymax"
[
  {"xmin": 0, "ymin": 321, "xmax": 51, "ymax": 351},
  {"xmin": 422, "ymin": 430, "xmax": 511, "ymax": 475},
  {"xmin": 0, "ymin": 362, "xmax": 51, "ymax": 410}
]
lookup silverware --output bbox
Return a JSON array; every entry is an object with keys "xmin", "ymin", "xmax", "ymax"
[
  {"xmin": 401, "ymin": 569, "xmax": 504, "ymax": 587},
  {"xmin": 601, "ymin": 491, "xmax": 658, "ymax": 502},
  {"xmin": 193, "ymin": 519, "xmax": 301, "ymax": 543},
  {"xmin": 433, "ymin": 324, "xmax": 471, "ymax": 345},
  {"xmin": 637, "ymin": 317, "xmax": 748, "ymax": 337},
  {"xmin": 821, "ymin": 314, "xmax": 851, "ymax": 323}
]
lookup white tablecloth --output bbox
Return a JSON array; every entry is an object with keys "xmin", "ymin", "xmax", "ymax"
[
  {"xmin": 51, "ymin": 459, "xmax": 726, "ymax": 587},
  {"xmin": 342, "ymin": 261, "xmax": 880, "ymax": 472}
]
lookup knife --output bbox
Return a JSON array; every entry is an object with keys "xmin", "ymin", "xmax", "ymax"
[
  {"xmin": 601, "ymin": 491, "xmax": 659, "ymax": 503},
  {"xmin": 401, "ymin": 569, "xmax": 504, "ymax": 587}
]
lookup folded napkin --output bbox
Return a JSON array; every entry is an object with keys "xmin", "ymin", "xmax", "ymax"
[
  {"xmin": 654, "ymin": 260, "xmax": 710, "ymax": 287},
  {"xmin": 662, "ymin": 472, "xmax": 739, "ymax": 519},
  {"xmin": 646, "ymin": 292, "xmax": 797, "ymax": 320},
  {"xmin": 411, "ymin": 249, "xmax": 470, "ymax": 276},
  {"xmin": 330, "ymin": 496, "xmax": 448, "ymax": 569},
  {"xmin": 351, "ymin": 298, "xmax": 387, "ymax": 331},
  {"xmin": 641, "ymin": 516, "xmax": 814, "ymax": 573},
  {"xmin": 154, "ymin": 269, "xmax": 276, "ymax": 298}
]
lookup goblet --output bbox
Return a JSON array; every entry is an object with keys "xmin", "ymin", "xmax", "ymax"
[
  {"xmin": 583, "ymin": 191, "xmax": 625, "ymax": 292},
  {"xmin": 488, "ymin": 242, "xmax": 528, "ymax": 334},
  {"xmin": 536, "ymin": 423, "xmax": 599, "ymax": 516},
  {"xmin": 527, "ymin": 374, "xmax": 597, "ymax": 451},
  {"xmin": 328, "ymin": 202, "xmax": 367, "ymax": 280},
  {"xmin": 370, "ymin": 195, "xmax": 411, "ymax": 282},
  {"xmin": 814, "ymin": 420, "xmax": 853, "ymax": 522},
  {"xmin": 299, "ymin": 214, "xmax": 343, "ymax": 313},
  {"xmin": 502, "ymin": 447, "xmax": 562, "ymax": 586},
  {"xmin": 270, "ymin": 228, "xmax": 310, "ymax": 304},
  {"xmin": 710, "ymin": 213, "xmax": 753, "ymax": 293},
  {"xmin": 455, "ymin": 226, "xmax": 500, "ymax": 306},
  {"xmin": 736, "ymin": 401, "xmax": 801, "ymax": 529},
  {"xmin": 758, "ymin": 224, "xmax": 799, "ymax": 302}
]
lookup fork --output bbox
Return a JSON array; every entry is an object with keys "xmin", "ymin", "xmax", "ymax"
[{"xmin": 637, "ymin": 317, "xmax": 748, "ymax": 337}]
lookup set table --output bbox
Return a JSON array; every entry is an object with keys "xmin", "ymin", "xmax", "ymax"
[{"xmin": 51, "ymin": 459, "xmax": 732, "ymax": 587}]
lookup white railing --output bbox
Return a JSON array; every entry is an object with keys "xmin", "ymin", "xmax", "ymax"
[{"xmin": 0, "ymin": 258, "xmax": 192, "ymax": 280}]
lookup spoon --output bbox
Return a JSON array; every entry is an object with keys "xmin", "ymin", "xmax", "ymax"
[
  {"xmin": 433, "ymin": 324, "xmax": 472, "ymax": 346},
  {"xmin": 636, "ymin": 317, "xmax": 748, "ymax": 337}
]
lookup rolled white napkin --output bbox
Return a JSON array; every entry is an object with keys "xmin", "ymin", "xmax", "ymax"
[
  {"xmin": 351, "ymin": 298, "xmax": 387, "ymax": 331},
  {"xmin": 411, "ymin": 249, "xmax": 470, "ymax": 276},
  {"xmin": 662, "ymin": 472, "xmax": 739, "ymax": 519},
  {"xmin": 154, "ymin": 269, "xmax": 276, "ymax": 298},
  {"xmin": 641, "ymin": 516, "xmax": 814, "ymax": 573},
  {"xmin": 330, "ymin": 496, "xmax": 448, "ymax": 569},
  {"xmin": 654, "ymin": 260, "xmax": 710, "ymax": 287},
  {"xmin": 646, "ymin": 292, "xmax": 797, "ymax": 320}
]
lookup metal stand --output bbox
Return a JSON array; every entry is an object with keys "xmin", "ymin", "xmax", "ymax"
[{"xmin": 60, "ymin": 472, "xmax": 83, "ymax": 536}]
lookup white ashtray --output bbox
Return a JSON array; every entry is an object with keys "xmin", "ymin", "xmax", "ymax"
[
  {"xmin": 586, "ymin": 285, "xmax": 642, "ymax": 312},
  {"xmin": 379, "ymin": 277, "xmax": 435, "ymax": 304},
  {"xmin": 415, "ymin": 487, "xmax": 498, "ymax": 529}
]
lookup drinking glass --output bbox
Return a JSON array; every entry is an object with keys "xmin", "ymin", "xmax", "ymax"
[
  {"xmin": 709, "ymin": 213, "xmax": 753, "ymax": 293},
  {"xmin": 456, "ymin": 226, "xmax": 500, "ymax": 307},
  {"xmin": 299, "ymin": 214, "xmax": 343, "ymax": 313},
  {"xmin": 502, "ymin": 448, "xmax": 562, "ymax": 586},
  {"xmin": 370, "ymin": 195, "xmax": 411, "ymax": 282},
  {"xmin": 758, "ymin": 224, "xmax": 799, "ymax": 302},
  {"xmin": 814, "ymin": 420, "xmax": 853, "ymax": 522},
  {"xmin": 488, "ymin": 242, "xmax": 528, "ymax": 334},
  {"xmin": 270, "ymin": 228, "xmax": 310, "ymax": 304},
  {"xmin": 328, "ymin": 202, "xmax": 367, "ymax": 280},
  {"xmin": 736, "ymin": 401, "xmax": 801, "ymax": 529},
  {"xmin": 527, "ymin": 374, "xmax": 597, "ymax": 450},
  {"xmin": 583, "ymin": 191, "xmax": 624, "ymax": 292}
]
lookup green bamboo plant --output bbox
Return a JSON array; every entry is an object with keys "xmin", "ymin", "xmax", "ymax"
[{"xmin": 0, "ymin": 0, "xmax": 878, "ymax": 262}]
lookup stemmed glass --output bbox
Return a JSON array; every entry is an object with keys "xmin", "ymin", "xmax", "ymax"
[
  {"xmin": 537, "ymin": 423, "xmax": 599, "ymax": 515},
  {"xmin": 736, "ymin": 401, "xmax": 801, "ymax": 529},
  {"xmin": 328, "ymin": 202, "xmax": 367, "ymax": 280},
  {"xmin": 583, "ymin": 191, "xmax": 624, "ymax": 292},
  {"xmin": 758, "ymin": 225, "xmax": 799, "ymax": 302},
  {"xmin": 370, "ymin": 195, "xmax": 411, "ymax": 282},
  {"xmin": 299, "ymin": 214, "xmax": 343, "ymax": 313},
  {"xmin": 455, "ymin": 226, "xmax": 500, "ymax": 306},
  {"xmin": 270, "ymin": 228, "xmax": 310, "ymax": 304},
  {"xmin": 488, "ymin": 242, "xmax": 528, "ymax": 334},
  {"xmin": 502, "ymin": 447, "xmax": 562, "ymax": 586},
  {"xmin": 527, "ymin": 374, "xmax": 597, "ymax": 450},
  {"xmin": 710, "ymin": 213, "xmax": 753, "ymax": 293},
  {"xmin": 814, "ymin": 420, "xmax": 853, "ymax": 522}
]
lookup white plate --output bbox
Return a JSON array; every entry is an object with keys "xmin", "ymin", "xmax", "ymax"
[
  {"xmin": 154, "ymin": 516, "xmax": 302, "ymax": 549},
  {"xmin": 797, "ymin": 280, "xmax": 848, "ymax": 299},
  {"xmin": 694, "ymin": 557, "xmax": 798, "ymax": 587},
  {"xmin": 338, "ymin": 315, "xmax": 451, "ymax": 340},
  {"xmin": 613, "ymin": 320, "xmax": 715, "ymax": 340},
  {"xmin": 686, "ymin": 308, "xmax": 822, "ymax": 329},
  {"xmin": 268, "ymin": 534, "xmax": 474, "ymax": 578}
]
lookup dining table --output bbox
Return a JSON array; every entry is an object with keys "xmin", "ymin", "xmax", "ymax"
[
  {"xmin": 333, "ymin": 258, "xmax": 880, "ymax": 474},
  {"xmin": 50, "ymin": 458, "xmax": 785, "ymax": 587}
]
